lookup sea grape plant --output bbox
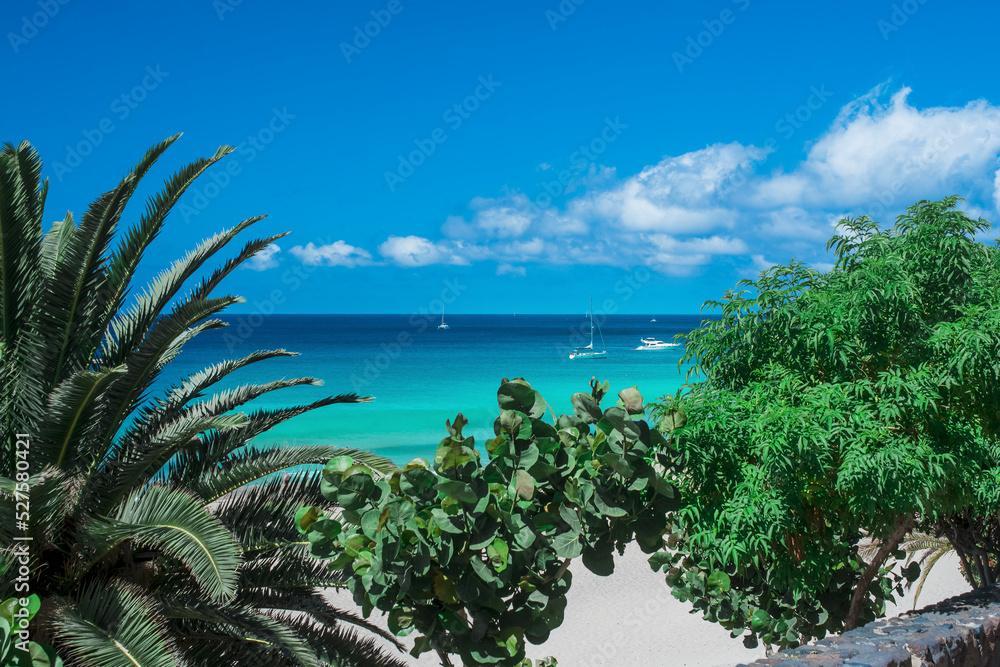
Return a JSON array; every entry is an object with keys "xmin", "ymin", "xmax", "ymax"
[
  {"xmin": 298, "ymin": 378, "xmax": 679, "ymax": 666},
  {"xmin": 0, "ymin": 595, "xmax": 62, "ymax": 666},
  {"xmin": 650, "ymin": 197, "xmax": 1000, "ymax": 648}
]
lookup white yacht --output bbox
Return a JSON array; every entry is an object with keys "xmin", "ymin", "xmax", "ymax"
[
  {"xmin": 438, "ymin": 308, "xmax": 449, "ymax": 330},
  {"xmin": 633, "ymin": 337, "xmax": 679, "ymax": 350}
]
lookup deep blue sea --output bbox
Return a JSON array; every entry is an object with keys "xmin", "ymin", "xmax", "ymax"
[{"xmin": 169, "ymin": 314, "xmax": 711, "ymax": 465}]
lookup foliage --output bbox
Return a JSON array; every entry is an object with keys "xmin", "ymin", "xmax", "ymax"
[
  {"xmin": 300, "ymin": 378, "xmax": 678, "ymax": 666},
  {"xmin": 0, "ymin": 596, "xmax": 62, "ymax": 666},
  {"xmin": 650, "ymin": 197, "xmax": 1000, "ymax": 648},
  {"xmin": 0, "ymin": 139, "xmax": 407, "ymax": 666},
  {"xmin": 860, "ymin": 531, "xmax": 954, "ymax": 608}
]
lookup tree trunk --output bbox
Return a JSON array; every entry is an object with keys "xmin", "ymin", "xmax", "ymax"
[{"xmin": 844, "ymin": 514, "xmax": 914, "ymax": 630}]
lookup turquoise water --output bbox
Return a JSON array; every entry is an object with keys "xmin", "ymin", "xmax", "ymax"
[{"xmin": 168, "ymin": 314, "xmax": 710, "ymax": 465}]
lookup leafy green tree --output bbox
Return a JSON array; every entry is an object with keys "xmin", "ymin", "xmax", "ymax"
[
  {"xmin": 0, "ymin": 139, "xmax": 407, "ymax": 666},
  {"xmin": 651, "ymin": 196, "xmax": 1000, "ymax": 648},
  {"xmin": 299, "ymin": 379, "xmax": 678, "ymax": 666}
]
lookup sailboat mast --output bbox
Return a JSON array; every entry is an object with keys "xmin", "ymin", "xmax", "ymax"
[{"xmin": 589, "ymin": 295, "xmax": 595, "ymax": 348}]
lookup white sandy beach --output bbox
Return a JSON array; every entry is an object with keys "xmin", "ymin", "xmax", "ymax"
[{"xmin": 328, "ymin": 546, "xmax": 970, "ymax": 666}]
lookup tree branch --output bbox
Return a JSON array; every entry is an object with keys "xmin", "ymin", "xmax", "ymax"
[{"xmin": 845, "ymin": 513, "xmax": 914, "ymax": 630}]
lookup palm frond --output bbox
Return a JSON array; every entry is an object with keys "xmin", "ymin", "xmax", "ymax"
[
  {"xmin": 0, "ymin": 141, "xmax": 43, "ymax": 345},
  {"xmin": 262, "ymin": 609, "xmax": 409, "ymax": 667},
  {"xmin": 46, "ymin": 581, "xmax": 180, "ymax": 667},
  {"xmin": 84, "ymin": 296, "xmax": 243, "ymax": 480},
  {"xmin": 97, "ymin": 216, "xmax": 266, "ymax": 368},
  {"xmin": 189, "ymin": 232, "xmax": 289, "ymax": 302},
  {"xmin": 36, "ymin": 365, "xmax": 126, "ymax": 470},
  {"xmin": 91, "ymin": 410, "xmax": 248, "ymax": 518},
  {"xmin": 38, "ymin": 168, "xmax": 139, "ymax": 388},
  {"xmin": 911, "ymin": 545, "xmax": 953, "ymax": 608},
  {"xmin": 168, "ymin": 603, "xmax": 324, "ymax": 667},
  {"xmin": 39, "ymin": 211, "xmax": 76, "ymax": 277},
  {"xmin": 99, "ymin": 138, "xmax": 228, "ymax": 328},
  {"xmin": 239, "ymin": 546, "xmax": 347, "ymax": 592},
  {"xmin": 192, "ymin": 442, "xmax": 393, "ymax": 504},
  {"xmin": 212, "ymin": 471, "xmax": 330, "ymax": 548},
  {"xmin": 82, "ymin": 485, "xmax": 242, "ymax": 602},
  {"xmin": 244, "ymin": 589, "xmax": 401, "ymax": 650}
]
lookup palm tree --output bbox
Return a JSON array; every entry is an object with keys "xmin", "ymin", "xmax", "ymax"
[
  {"xmin": 0, "ymin": 138, "xmax": 407, "ymax": 666},
  {"xmin": 859, "ymin": 530, "xmax": 959, "ymax": 609}
]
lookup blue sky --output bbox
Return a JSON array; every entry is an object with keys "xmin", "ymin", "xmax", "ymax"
[{"xmin": 4, "ymin": 0, "xmax": 1000, "ymax": 314}]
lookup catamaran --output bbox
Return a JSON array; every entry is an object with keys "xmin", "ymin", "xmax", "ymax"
[
  {"xmin": 569, "ymin": 297, "xmax": 607, "ymax": 360},
  {"xmin": 633, "ymin": 337, "xmax": 679, "ymax": 350},
  {"xmin": 438, "ymin": 308, "xmax": 449, "ymax": 330}
]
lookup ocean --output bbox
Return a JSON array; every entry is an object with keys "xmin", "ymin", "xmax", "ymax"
[{"xmin": 170, "ymin": 314, "xmax": 712, "ymax": 465}]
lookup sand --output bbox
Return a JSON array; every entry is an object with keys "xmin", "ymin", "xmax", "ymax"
[{"xmin": 327, "ymin": 546, "xmax": 971, "ymax": 666}]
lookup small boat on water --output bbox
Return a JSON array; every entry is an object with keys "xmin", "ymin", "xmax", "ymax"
[
  {"xmin": 438, "ymin": 308, "xmax": 449, "ymax": 330},
  {"xmin": 569, "ymin": 297, "xmax": 606, "ymax": 360},
  {"xmin": 650, "ymin": 318, "xmax": 657, "ymax": 322},
  {"xmin": 633, "ymin": 337, "xmax": 679, "ymax": 350}
]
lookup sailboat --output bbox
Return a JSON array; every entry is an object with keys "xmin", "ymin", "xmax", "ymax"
[
  {"xmin": 569, "ymin": 297, "xmax": 607, "ymax": 360},
  {"xmin": 437, "ymin": 307, "xmax": 449, "ymax": 330}
]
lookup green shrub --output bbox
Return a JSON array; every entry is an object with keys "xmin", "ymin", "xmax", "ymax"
[
  {"xmin": 651, "ymin": 196, "xmax": 1000, "ymax": 647},
  {"xmin": 299, "ymin": 379, "xmax": 678, "ymax": 666}
]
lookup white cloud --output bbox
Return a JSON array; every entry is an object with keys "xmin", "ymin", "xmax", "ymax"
[
  {"xmin": 993, "ymin": 168, "xmax": 1000, "ymax": 211},
  {"xmin": 497, "ymin": 263, "xmax": 526, "ymax": 276},
  {"xmin": 370, "ymin": 86, "xmax": 1000, "ymax": 277},
  {"xmin": 586, "ymin": 143, "xmax": 768, "ymax": 233},
  {"xmin": 751, "ymin": 254, "xmax": 779, "ymax": 272},
  {"xmin": 289, "ymin": 241, "xmax": 372, "ymax": 267},
  {"xmin": 757, "ymin": 207, "xmax": 831, "ymax": 242},
  {"xmin": 378, "ymin": 235, "xmax": 442, "ymax": 267},
  {"xmin": 752, "ymin": 86, "xmax": 1000, "ymax": 209},
  {"xmin": 646, "ymin": 234, "xmax": 749, "ymax": 256},
  {"xmin": 244, "ymin": 244, "xmax": 280, "ymax": 271},
  {"xmin": 378, "ymin": 235, "xmax": 469, "ymax": 267}
]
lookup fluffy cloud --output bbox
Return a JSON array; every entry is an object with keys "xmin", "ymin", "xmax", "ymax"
[
  {"xmin": 363, "ymin": 86, "xmax": 1000, "ymax": 277},
  {"xmin": 586, "ymin": 143, "xmax": 768, "ymax": 233},
  {"xmin": 289, "ymin": 241, "xmax": 372, "ymax": 267},
  {"xmin": 378, "ymin": 235, "xmax": 471, "ymax": 267},
  {"xmin": 756, "ymin": 207, "xmax": 831, "ymax": 242},
  {"xmin": 752, "ymin": 86, "xmax": 1000, "ymax": 210},
  {"xmin": 244, "ymin": 244, "xmax": 281, "ymax": 271},
  {"xmin": 441, "ymin": 192, "xmax": 586, "ymax": 240}
]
